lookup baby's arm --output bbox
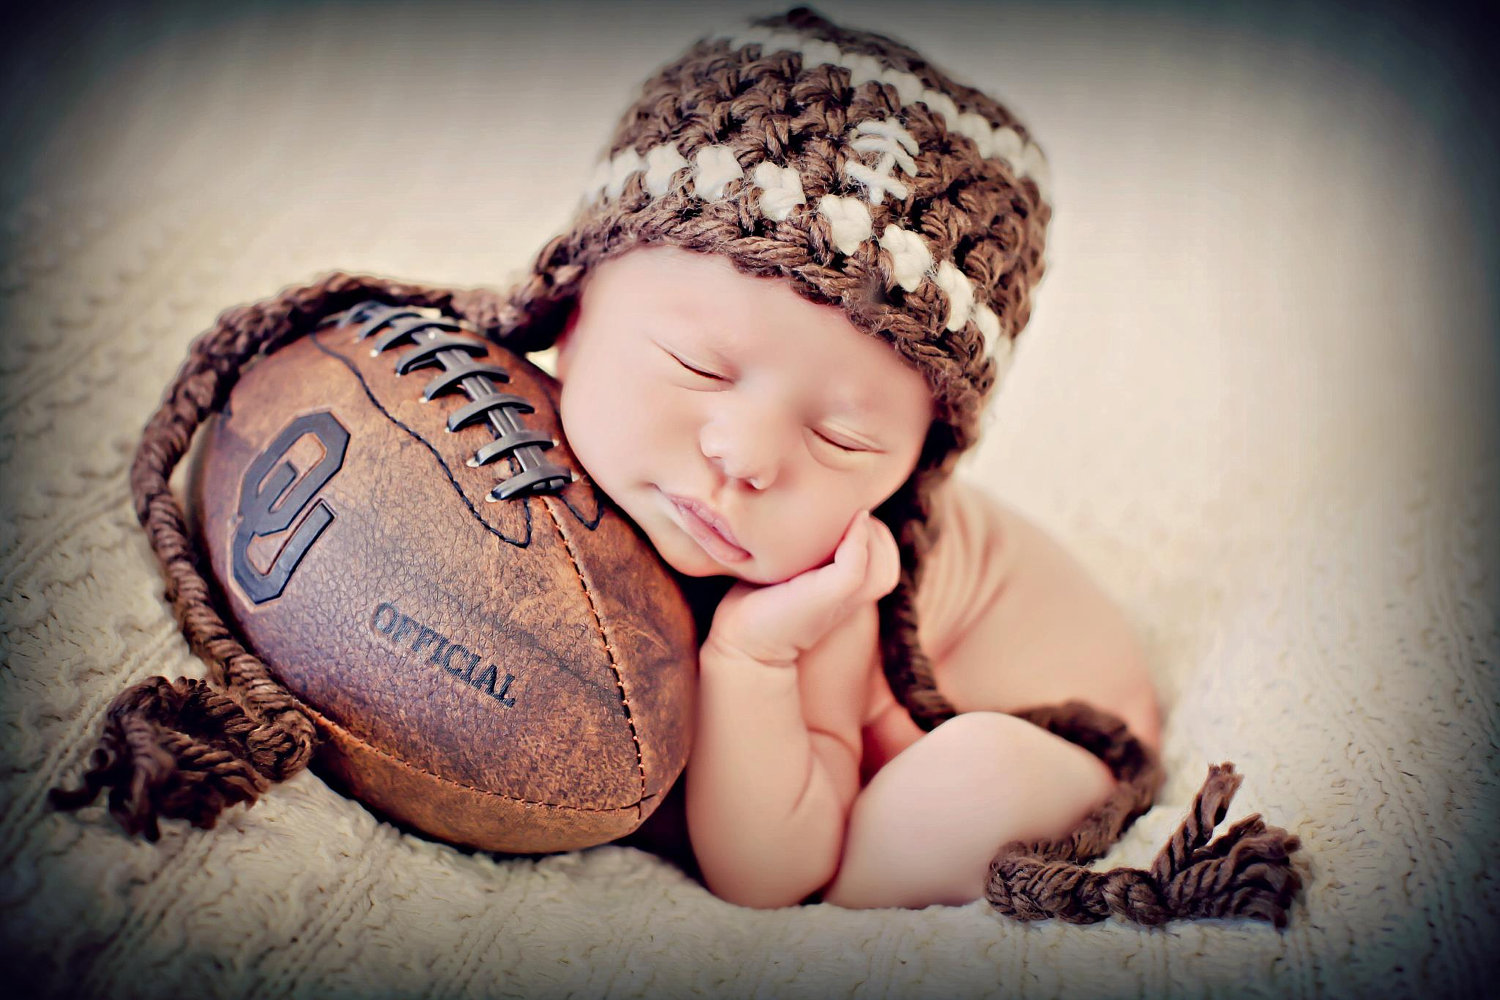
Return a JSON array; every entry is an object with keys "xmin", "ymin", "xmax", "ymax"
[{"xmin": 686, "ymin": 512, "xmax": 895, "ymax": 909}]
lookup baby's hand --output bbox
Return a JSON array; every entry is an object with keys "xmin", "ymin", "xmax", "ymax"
[{"xmin": 703, "ymin": 511, "xmax": 899, "ymax": 668}]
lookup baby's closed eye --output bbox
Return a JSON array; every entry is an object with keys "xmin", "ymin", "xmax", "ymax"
[
  {"xmin": 669, "ymin": 351, "xmax": 727, "ymax": 382},
  {"xmin": 810, "ymin": 427, "xmax": 877, "ymax": 454},
  {"xmin": 654, "ymin": 336, "xmax": 886, "ymax": 461},
  {"xmin": 656, "ymin": 341, "xmax": 730, "ymax": 384}
]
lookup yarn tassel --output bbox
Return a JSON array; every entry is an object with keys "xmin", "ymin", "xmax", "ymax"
[
  {"xmin": 985, "ymin": 762, "xmax": 1302, "ymax": 927},
  {"xmin": 52, "ymin": 273, "xmax": 515, "ymax": 841},
  {"xmin": 49, "ymin": 677, "xmax": 289, "ymax": 839}
]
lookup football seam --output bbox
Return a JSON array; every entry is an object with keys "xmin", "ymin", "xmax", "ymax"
[
  {"xmin": 539, "ymin": 494, "xmax": 650, "ymax": 822},
  {"xmin": 309, "ymin": 327, "xmax": 537, "ymax": 547},
  {"xmin": 305, "ymin": 701, "xmax": 653, "ymax": 814},
  {"xmin": 311, "ymin": 325, "xmax": 608, "ymax": 537}
]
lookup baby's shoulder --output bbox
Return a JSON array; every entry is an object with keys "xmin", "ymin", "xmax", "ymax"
[
  {"xmin": 921, "ymin": 477, "xmax": 1026, "ymax": 581},
  {"xmin": 926, "ymin": 477, "xmax": 1008, "ymax": 543}
]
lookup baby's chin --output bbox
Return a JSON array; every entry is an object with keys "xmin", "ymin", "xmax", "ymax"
[
  {"xmin": 657, "ymin": 538, "xmax": 828, "ymax": 588},
  {"xmin": 612, "ymin": 485, "xmax": 834, "ymax": 585}
]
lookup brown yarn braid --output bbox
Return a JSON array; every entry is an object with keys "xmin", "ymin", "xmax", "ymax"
[
  {"xmin": 50, "ymin": 271, "xmax": 510, "ymax": 838},
  {"xmin": 986, "ymin": 703, "xmax": 1302, "ymax": 927},
  {"xmin": 874, "ymin": 461, "xmax": 956, "ymax": 728}
]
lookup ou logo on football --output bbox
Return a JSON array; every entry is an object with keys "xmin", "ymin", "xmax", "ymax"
[{"xmin": 232, "ymin": 411, "xmax": 349, "ymax": 604}]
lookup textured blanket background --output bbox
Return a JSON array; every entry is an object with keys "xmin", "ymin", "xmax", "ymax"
[{"xmin": 2, "ymin": 1, "xmax": 1496, "ymax": 997}]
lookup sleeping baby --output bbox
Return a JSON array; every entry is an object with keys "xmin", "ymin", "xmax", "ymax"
[{"xmin": 501, "ymin": 7, "xmax": 1173, "ymax": 912}]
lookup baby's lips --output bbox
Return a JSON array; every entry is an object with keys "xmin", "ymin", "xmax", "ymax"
[{"xmin": 665, "ymin": 491, "xmax": 752, "ymax": 563}]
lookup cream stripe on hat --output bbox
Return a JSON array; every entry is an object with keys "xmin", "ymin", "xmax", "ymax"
[{"xmin": 712, "ymin": 24, "xmax": 1052, "ymax": 203}]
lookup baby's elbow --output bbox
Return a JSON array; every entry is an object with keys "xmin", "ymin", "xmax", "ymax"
[
  {"xmin": 688, "ymin": 763, "xmax": 851, "ymax": 908},
  {"xmin": 692, "ymin": 812, "xmax": 844, "ymax": 909}
]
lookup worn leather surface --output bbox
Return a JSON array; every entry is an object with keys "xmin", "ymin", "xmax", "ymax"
[{"xmin": 189, "ymin": 313, "xmax": 697, "ymax": 853}]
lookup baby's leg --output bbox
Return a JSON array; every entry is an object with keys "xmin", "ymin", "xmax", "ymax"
[{"xmin": 820, "ymin": 711, "xmax": 1114, "ymax": 910}]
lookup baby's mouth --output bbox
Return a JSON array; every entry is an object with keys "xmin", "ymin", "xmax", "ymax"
[{"xmin": 663, "ymin": 492, "xmax": 751, "ymax": 563}]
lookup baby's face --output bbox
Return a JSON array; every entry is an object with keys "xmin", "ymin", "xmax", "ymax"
[{"xmin": 554, "ymin": 246, "xmax": 933, "ymax": 585}]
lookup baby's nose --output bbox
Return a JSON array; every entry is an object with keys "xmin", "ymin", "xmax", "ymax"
[{"xmin": 700, "ymin": 417, "xmax": 783, "ymax": 490}]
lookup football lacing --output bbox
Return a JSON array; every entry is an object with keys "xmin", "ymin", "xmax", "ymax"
[{"xmin": 326, "ymin": 301, "xmax": 573, "ymax": 500}]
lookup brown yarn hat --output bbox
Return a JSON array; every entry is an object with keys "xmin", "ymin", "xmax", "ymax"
[{"xmin": 488, "ymin": 5, "xmax": 1052, "ymax": 728}]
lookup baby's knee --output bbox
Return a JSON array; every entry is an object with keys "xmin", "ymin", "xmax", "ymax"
[
  {"xmin": 897, "ymin": 711, "xmax": 1115, "ymax": 806},
  {"xmin": 929, "ymin": 709, "xmax": 1024, "ymax": 740},
  {"xmin": 918, "ymin": 710, "xmax": 1049, "ymax": 769},
  {"xmin": 827, "ymin": 712, "xmax": 1115, "ymax": 908}
]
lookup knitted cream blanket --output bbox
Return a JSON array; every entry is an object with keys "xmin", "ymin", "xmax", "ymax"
[{"xmin": 2, "ymin": 2, "xmax": 1494, "ymax": 996}]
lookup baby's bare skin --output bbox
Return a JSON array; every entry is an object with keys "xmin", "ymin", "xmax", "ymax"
[{"xmin": 554, "ymin": 246, "xmax": 1159, "ymax": 909}]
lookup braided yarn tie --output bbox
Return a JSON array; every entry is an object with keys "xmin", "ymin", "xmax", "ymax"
[
  {"xmin": 49, "ymin": 677, "xmax": 268, "ymax": 839},
  {"xmin": 51, "ymin": 272, "xmax": 513, "ymax": 836},
  {"xmin": 985, "ymin": 759, "xmax": 1303, "ymax": 928}
]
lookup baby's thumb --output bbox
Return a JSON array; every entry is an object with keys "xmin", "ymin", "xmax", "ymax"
[{"xmin": 858, "ymin": 515, "xmax": 901, "ymax": 603}]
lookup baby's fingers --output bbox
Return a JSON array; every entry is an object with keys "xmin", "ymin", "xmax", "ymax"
[
  {"xmin": 829, "ymin": 509, "xmax": 872, "ymax": 585},
  {"xmin": 775, "ymin": 510, "xmax": 871, "ymax": 616},
  {"xmin": 711, "ymin": 515, "xmax": 870, "ymax": 655},
  {"xmin": 859, "ymin": 515, "xmax": 901, "ymax": 603},
  {"xmin": 703, "ymin": 512, "xmax": 893, "ymax": 665}
]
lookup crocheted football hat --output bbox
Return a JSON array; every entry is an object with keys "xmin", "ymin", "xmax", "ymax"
[{"xmin": 493, "ymin": 5, "xmax": 1052, "ymax": 727}]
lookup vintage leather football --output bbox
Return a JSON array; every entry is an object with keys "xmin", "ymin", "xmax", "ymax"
[{"xmin": 187, "ymin": 300, "xmax": 696, "ymax": 853}]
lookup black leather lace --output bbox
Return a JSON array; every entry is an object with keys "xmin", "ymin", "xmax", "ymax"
[{"xmin": 324, "ymin": 301, "xmax": 572, "ymax": 500}]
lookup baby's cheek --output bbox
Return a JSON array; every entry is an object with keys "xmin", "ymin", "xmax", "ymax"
[
  {"xmin": 768, "ymin": 505, "xmax": 853, "ymax": 580},
  {"xmin": 560, "ymin": 390, "xmax": 627, "ymax": 489}
]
